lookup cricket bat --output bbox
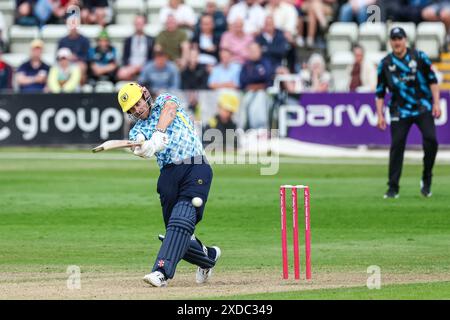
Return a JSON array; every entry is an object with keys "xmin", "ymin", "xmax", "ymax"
[{"xmin": 92, "ymin": 140, "xmax": 143, "ymax": 153}]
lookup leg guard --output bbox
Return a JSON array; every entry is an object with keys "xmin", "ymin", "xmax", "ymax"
[
  {"xmin": 152, "ymin": 201, "xmax": 196, "ymax": 279},
  {"xmin": 158, "ymin": 234, "xmax": 216, "ymax": 269}
]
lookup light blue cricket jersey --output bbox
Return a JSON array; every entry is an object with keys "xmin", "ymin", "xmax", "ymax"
[{"xmin": 129, "ymin": 93, "xmax": 204, "ymax": 169}]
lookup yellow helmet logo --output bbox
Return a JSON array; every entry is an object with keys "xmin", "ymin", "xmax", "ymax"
[
  {"xmin": 120, "ymin": 93, "xmax": 128, "ymax": 103},
  {"xmin": 117, "ymin": 82, "xmax": 143, "ymax": 113}
]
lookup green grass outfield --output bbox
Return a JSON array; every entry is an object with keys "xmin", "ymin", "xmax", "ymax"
[
  {"xmin": 0, "ymin": 148, "xmax": 449, "ymax": 299},
  {"xmin": 221, "ymin": 281, "xmax": 450, "ymax": 300}
]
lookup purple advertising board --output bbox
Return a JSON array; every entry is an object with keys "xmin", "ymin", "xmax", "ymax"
[{"xmin": 283, "ymin": 92, "xmax": 450, "ymax": 146}]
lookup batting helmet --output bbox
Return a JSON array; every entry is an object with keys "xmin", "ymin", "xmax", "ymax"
[{"xmin": 118, "ymin": 82, "xmax": 144, "ymax": 113}]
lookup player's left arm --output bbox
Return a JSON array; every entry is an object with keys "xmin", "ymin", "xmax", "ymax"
[
  {"xmin": 430, "ymin": 83, "xmax": 441, "ymax": 118},
  {"xmin": 420, "ymin": 51, "xmax": 441, "ymax": 118},
  {"xmin": 157, "ymin": 100, "xmax": 178, "ymax": 131}
]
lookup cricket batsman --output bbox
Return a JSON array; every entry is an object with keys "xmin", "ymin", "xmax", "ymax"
[{"xmin": 118, "ymin": 82, "xmax": 221, "ymax": 287}]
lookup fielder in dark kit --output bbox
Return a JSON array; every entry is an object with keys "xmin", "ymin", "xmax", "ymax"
[{"xmin": 376, "ymin": 27, "xmax": 442, "ymax": 198}]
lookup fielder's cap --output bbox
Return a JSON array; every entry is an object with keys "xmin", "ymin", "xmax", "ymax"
[
  {"xmin": 218, "ymin": 91, "xmax": 239, "ymax": 113},
  {"xmin": 97, "ymin": 28, "xmax": 110, "ymax": 40},
  {"xmin": 30, "ymin": 39, "xmax": 44, "ymax": 49},
  {"xmin": 57, "ymin": 47, "xmax": 72, "ymax": 59},
  {"xmin": 390, "ymin": 27, "xmax": 407, "ymax": 39}
]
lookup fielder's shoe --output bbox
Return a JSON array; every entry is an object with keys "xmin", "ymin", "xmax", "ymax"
[
  {"xmin": 383, "ymin": 189, "xmax": 399, "ymax": 199},
  {"xmin": 143, "ymin": 271, "xmax": 168, "ymax": 287},
  {"xmin": 420, "ymin": 180, "xmax": 432, "ymax": 197},
  {"xmin": 196, "ymin": 246, "xmax": 221, "ymax": 284}
]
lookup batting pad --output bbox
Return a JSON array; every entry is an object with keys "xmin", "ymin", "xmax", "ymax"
[
  {"xmin": 158, "ymin": 234, "xmax": 216, "ymax": 269},
  {"xmin": 152, "ymin": 201, "xmax": 196, "ymax": 279}
]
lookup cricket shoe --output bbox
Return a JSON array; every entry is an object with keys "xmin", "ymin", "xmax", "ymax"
[
  {"xmin": 196, "ymin": 246, "xmax": 221, "ymax": 284},
  {"xmin": 420, "ymin": 180, "xmax": 432, "ymax": 198},
  {"xmin": 383, "ymin": 189, "xmax": 399, "ymax": 199},
  {"xmin": 143, "ymin": 271, "xmax": 168, "ymax": 287}
]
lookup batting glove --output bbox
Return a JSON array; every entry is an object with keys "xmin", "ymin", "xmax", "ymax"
[{"xmin": 133, "ymin": 131, "xmax": 168, "ymax": 159}]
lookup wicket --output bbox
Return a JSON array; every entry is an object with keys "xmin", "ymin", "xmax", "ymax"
[{"xmin": 280, "ymin": 185, "xmax": 312, "ymax": 280}]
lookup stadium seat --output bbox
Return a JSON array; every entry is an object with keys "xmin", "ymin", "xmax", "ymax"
[
  {"xmin": 215, "ymin": 0, "xmax": 230, "ymax": 10},
  {"xmin": 386, "ymin": 22, "xmax": 416, "ymax": 51},
  {"xmin": 185, "ymin": 0, "xmax": 206, "ymax": 13},
  {"xmin": 1, "ymin": 53, "xmax": 27, "ymax": 68},
  {"xmin": 365, "ymin": 51, "xmax": 387, "ymax": 67},
  {"xmin": 78, "ymin": 25, "xmax": 102, "ymax": 46},
  {"xmin": 115, "ymin": 0, "xmax": 146, "ymax": 25},
  {"xmin": 416, "ymin": 22, "xmax": 446, "ymax": 60},
  {"xmin": 95, "ymin": 80, "xmax": 115, "ymax": 93},
  {"xmin": 358, "ymin": 22, "xmax": 386, "ymax": 53},
  {"xmin": 147, "ymin": 0, "xmax": 168, "ymax": 24},
  {"xmin": 144, "ymin": 23, "xmax": 163, "ymax": 37},
  {"xmin": 41, "ymin": 53, "xmax": 56, "ymax": 66},
  {"xmin": 330, "ymin": 51, "xmax": 354, "ymax": 92},
  {"xmin": 115, "ymin": 81, "xmax": 130, "ymax": 92},
  {"xmin": 326, "ymin": 22, "xmax": 358, "ymax": 56},
  {"xmin": 0, "ymin": 0, "xmax": 15, "ymax": 28},
  {"xmin": 106, "ymin": 24, "xmax": 134, "ymax": 63},
  {"xmin": 8, "ymin": 25, "xmax": 40, "ymax": 54},
  {"xmin": 81, "ymin": 84, "xmax": 94, "ymax": 93},
  {"xmin": 41, "ymin": 25, "xmax": 68, "ymax": 55}
]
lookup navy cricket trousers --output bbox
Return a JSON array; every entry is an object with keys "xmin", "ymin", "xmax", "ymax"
[{"xmin": 156, "ymin": 156, "xmax": 213, "ymax": 226}]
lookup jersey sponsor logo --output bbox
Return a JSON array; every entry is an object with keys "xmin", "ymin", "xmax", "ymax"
[
  {"xmin": 388, "ymin": 64, "xmax": 396, "ymax": 72},
  {"xmin": 408, "ymin": 59, "xmax": 417, "ymax": 73}
]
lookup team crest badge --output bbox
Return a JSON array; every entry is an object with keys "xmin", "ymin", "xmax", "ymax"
[
  {"xmin": 408, "ymin": 60, "xmax": 417, "ymax": 73},
  {"xmin": 120, "ymin": 93, "xmax": 128, "ymax": 102}
]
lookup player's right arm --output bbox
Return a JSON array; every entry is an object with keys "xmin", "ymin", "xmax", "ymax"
[{"xmin": 375, "ymin": 59, "xmax": 387, "ymax": 130}]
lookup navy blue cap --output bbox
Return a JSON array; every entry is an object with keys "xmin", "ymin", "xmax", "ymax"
[{"xmin": 390, "ymin": 27, "xmax": 407, "ymax": 39}]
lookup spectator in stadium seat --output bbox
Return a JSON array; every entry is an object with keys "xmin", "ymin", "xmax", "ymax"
[
  {"xmin": 296, "ymin": 0, "xmax": 337, "ymax": 48},
  {"xmin": 46, "ymin": 47, "xmax": 81, "ymax": 93},
  {"xmin": 58, "ymin": 15, "xmax": 90, "ymax": 83},
  {"xmin": 181, "ymin": 48, "xmax": 209, "ymax": 90},
  {"xmin": 348, "ymin": 45, "xmax": 376, "ymax": 91},
  {"xmin": 16, "ymin": 39, "xmax": 50, "ymax": 93},
  {"xmin": 422, "ymin": 0, "xmax": 450, "ymax": 43},
  {"xmin": 0, "ymin": 47, "xmax": 13, "ymax": 92},
  {"xmin": 378, "ymin": 0, "xmax": 430, "ymax": 24},
  {"xmin": 338, "ymin": 0, "xmax": 376, "ymax": 24},
  {"xmin": 208, "ymin": 48, "xmax": 242, "ymax": 89},
  {"xmin": 203, "ymin": 90, "xmax": 239, "ymax": 150},
  {"xmin": 138, "ymin": 48, "xmax": 180, "ymax": 90},
  {"xmin": 117, "ymin": 15, "xmax": 154, "ymax": 82},
  {"xmin": 256, "ymin": 15, "xmax": 290, "ymax": 70},
  {"xmin": 159, "ymin": 0, "xmax": 198, "ymax": 31},
  {"xmin": 220, "ymin": 18, "xmax": 254, "ymax": 64},
  {"xmin": 155, "ymin": 14, "xmax": 190, "ymax": 69},
  {"xmin": 16, "ymin": 0, "xmax": 39, "ymax": 26},
  {"xmin": 81, "ymin": 0, "xmax": 111, "ymax": 26},
  {"xmin": 88, "ymin": 29, "xmax": 118, "ymax": 83},
  {"xmin": 192, "ymin": 14, "xmax": 221, "ymax": 66},
  {"xmin": 265, "ymin": 0, "xmax": 298, "ymax": 40},
  {"xmin": 239, "ymin": 42, "xmax": 274, "ymax": 91},
  {"xmin": 34, "ymin": 0, "xmax": 79, "ymax": 25},
  {"xmin": 0, "ymin": 12, "xmax": 6, "ymax": 52},
  {"xmin": 196, "ymin": 0, "xmax": 227, "ymax": 39},
  {"xmin": 227, "ymin": 0, "xmax": 266, "ymax": 35},
  {"xmin": 299, "ymin": 52, "xmax": 331, "ymax": 92},
  {"xmin": 265, "ymin": 0, "xmax": 298, "ymax": 71}
]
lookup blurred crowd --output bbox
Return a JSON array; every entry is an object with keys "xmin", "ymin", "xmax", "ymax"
[{"xmin": 0, "ymin": 0, "xmax": 449, "ymax": 94}]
